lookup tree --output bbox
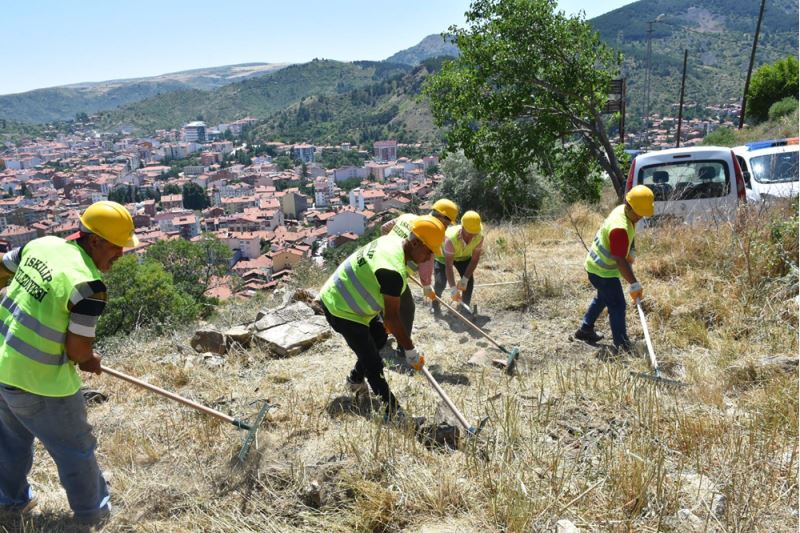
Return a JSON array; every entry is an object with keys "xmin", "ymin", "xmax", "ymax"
[
  {"xmin": 423, "ymin": 0, "xmax": 625, "ymax": 201},
  {"xmin": 182, "ymin": 182, "xmax": 209, "ymax": 210},
  {"xmin": 97, "ymin": 255, "xmax": 200, "ymax": 336},
  {"xmin": 145, "ymin": 234, "xmax": 231, "ymax": 306},
  {"xmin": 162, "ymin": 183, "xmax": 181, "ymax": 195},
  {"xmin": 108, "ymin": 184, "xmax": 134, "ymax": 204},
  {"xmin": 747, "ymin": 56, "xmax": 799, "ymax": 123},
  {"xmin": 435, "ymin": 151, "xmax": 547, "ymax": 219}
]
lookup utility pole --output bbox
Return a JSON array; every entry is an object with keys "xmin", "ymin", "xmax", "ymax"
[
  {"xmin": 676, "ymin": 49, "xmax": 688, "ymax": 148},
  {"xmin": 739, "ymin": 0, "xmax": 766, "ymax": 129},
  {"xmin": 643, "ymin": 14, "xmax": 664, "ymax": 148}
]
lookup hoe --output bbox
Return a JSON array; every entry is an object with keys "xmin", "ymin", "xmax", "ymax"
[{"xmin": 103, "ymin": 366, "xmax": 271, "ymax": 461}]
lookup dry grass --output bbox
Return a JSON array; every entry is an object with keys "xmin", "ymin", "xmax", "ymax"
[{"xmin": 5, "ymin": 200, "xmax": 797, "ymax": 533}]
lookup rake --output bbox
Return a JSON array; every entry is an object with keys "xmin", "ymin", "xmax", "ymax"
[
  {"xmin": 408, "ymin": 276, "xmax": 520, "ymax": 374},
  {"xmin": 628, "ymin": 300, "xmax": 687, "ymax": 388},
  {"xmin": 420, "ymin": 365, "xmax": 488, "ymax": 437},
  {"xmin": 103, "ymin": 366, "xmax": 271, "ymax": 460}
]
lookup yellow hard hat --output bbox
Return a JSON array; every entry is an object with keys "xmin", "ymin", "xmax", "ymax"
[
  {"xmin": 431, "ymin": 198, "xmax": 458, "ymax": 224},
  {"xmin": 461, "ymin": 210, "xmax": 482, "ymax": 234},
  {"xmin": 625, "ymin": 185, "xmax": 655, "ymax": 217},
  {"xmin": 410, "ymin": 214, "xmax": 445, "ymax": 253},
  {"xmin": 79, "ymin": 201, "xmax": 139, "ymax": 248}
]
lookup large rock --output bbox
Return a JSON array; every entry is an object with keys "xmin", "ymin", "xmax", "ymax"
[
  {"xmin": 253, "ymin": 302, "xmax": 316, "ymax": 331},
  {"xmin": 676, "ymin": 472, "xmax": 718, "ymax": 512},
  {"xmin": 253, "ymin": 315, "xmax": 330, "ymax": 357},
  {"xmin": 224, "ymin": 326, "xmax": 253, "ymax": 348},
  {"xmin": 190, "ymin": 327, "xmax": 226, "ymax": 354}
]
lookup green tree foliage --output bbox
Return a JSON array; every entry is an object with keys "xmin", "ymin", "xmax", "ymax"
[
  {"xmin": 144, "ymin": 234, "xmax": 231, "ymax": 305},
  {"xmin": 768, "ymin": 96, "xmax": 799, "ymax": 122},
  {"xmin": 435, "ymin": 151, "xmax": 547, "ymax": 219},
  {"xmin": 747, "ymin": 56, "xmax": 799, "ymax": 123},
  {"xmin": 181, "ymin": 182, "xmax": 209, "ymax": 210},
  {"xmin": 424, "ymin": 0, "xmax": 629, "ymax": 201},
  {"xmin": 97, "ymin": 255, "xmax": 200, "ymax": 337},
  {"xmin": 274, "ymin": 155, "xmax": 294, "ymax": 170},
  {"xmin": 702, "ymin": 126, "xmax": 738, "ymax": 147},
  {"xmin": 318, "ymin": 148, "xmax": 367, "ymax": 169},
  {"xmin": 162, "ymin": 183, "xmax": 181, "ymax": 195}
]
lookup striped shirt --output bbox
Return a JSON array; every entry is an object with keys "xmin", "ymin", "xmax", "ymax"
[{"xmin": 2, "ymin": 245, "xmax": 106, "ymax": 338}]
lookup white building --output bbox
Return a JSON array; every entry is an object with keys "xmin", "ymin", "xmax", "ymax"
[
  {"xmin": 182, "ymin": 121, "xmax": 207, "ymax": 143},
  {"xmin": 327, "ymin": 210, "xmax": 368, "ymax": 237}
]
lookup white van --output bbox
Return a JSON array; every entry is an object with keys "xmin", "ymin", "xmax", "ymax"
[
  {"xmin": 625, "ymin": 146, "xmax": 747, "ymax": 224},
  {"xmin": 732, "ymin": 138, "xmax": 799, "ymax": 202}
]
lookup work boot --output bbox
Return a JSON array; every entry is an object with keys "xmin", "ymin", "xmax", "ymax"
[
  {"xmin": 430, "ymin": 301, "xmax": 441, "ymax": 316},
  {"xmin": 614, "ymin": 341, "xmax": 634, "ymax": 355},
  {"xmin": 345, "ymin": 376, "xmax": 369, "ymax": 395},
  {"xmin": 574, "ymin": 327, "xmax": 604, "ymax": 343}
]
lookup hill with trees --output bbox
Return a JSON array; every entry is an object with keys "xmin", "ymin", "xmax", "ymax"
[{"xmin": 95, "ymin": 60, "xmax": 411, "ymax": 132}]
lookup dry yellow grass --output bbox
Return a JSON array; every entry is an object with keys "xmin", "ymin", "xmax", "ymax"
[{"xmin": 4, "ymin": 201, "xmax": 797, "ymax": 532}]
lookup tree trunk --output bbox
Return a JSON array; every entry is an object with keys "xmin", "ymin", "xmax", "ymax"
[{"xmin": 590, "ymin": 112, "xmax": 625, "ymax": 201}]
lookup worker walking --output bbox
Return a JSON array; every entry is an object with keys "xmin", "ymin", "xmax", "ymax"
[
  {"xmin": 380, "ymin": 198, "xmax": 458, "ymax": 347},
  {"xmin": 574, "ymin": 186, "xmax": 654, "ymax": 352},
  {"xmin": 0, "ymin": 201, "xmax": 138, "ymax": 523},
  {"xmin": 432, "ymin": 210, "xmax": 484, "ymax": 314},
  {"xmin": 320, "ymin": 216, "xmax": 445, "ymax": 421}
]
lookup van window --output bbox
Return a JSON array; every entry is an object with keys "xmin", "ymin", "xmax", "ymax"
[
  {"xmin": 749, "ymin": 152, "xmax": 799, "ymax": 184},
  {"xmin": 637, "ymin": 160, "xmax": 730, "ymax": 200}
]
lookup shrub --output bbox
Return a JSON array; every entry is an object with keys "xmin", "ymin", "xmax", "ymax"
[{"xmin": 768, "ymin": 97, "xmax": 799, "ymax": 121}]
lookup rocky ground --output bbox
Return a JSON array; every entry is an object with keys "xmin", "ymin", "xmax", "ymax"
[{"xmin": 4, "ymin": 210, "xmax": 797, "ymax": 532}]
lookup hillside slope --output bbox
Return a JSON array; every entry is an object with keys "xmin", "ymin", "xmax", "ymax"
[
  {"xmin": 8, "ymin": 203, "xmax": 797, "ymax": 532},
  {"xmin": 384, "ymin": 34, "xmax": 459, "ymax": 66},
  {"xmin": 0, "ymin": 63, "xmax": 289, "ymax": 123},
  {"xmin": 96, "ymin": 60, "xmax": 411, "ymax": 132},
  {"xmin": 249, "ymin": 60, "xmax": 443, "ymax": 145}
]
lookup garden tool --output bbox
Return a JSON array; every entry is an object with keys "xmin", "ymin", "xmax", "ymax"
[
  {"xmin": 473, "ymin": 280, "xmax": 524, "ymax": 288},
  {"xmin": 409, "ymin": 275, "xmax": 520, "ymax": 374},
  {"xmin": 420, "ymin": 365, "xmax": 488, "ymax": 437},
  {"xmin": 103, "ymin": 367, "xmax": 272, "ymax": 460},
  {"xmin": 628, "ymin": 300, "xmax": 687, "ymax": 388}
]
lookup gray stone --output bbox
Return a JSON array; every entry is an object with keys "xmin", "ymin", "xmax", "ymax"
[
  {"xmin": 467, "ymin": 349, "xmax": 492, "ymax": 367},
  {"xmin": 190, "ymin": 327, "xmax": 227, "ymax": 354},
  {"xmin": 302, "ymin": 480, "xmax": 326, "ymax": 508},
  {"xmin": 253, "ymin": 302, "xmax": 315, "ymax": 332},
  {"xmin": 674, "ymin": 509, "xmax": 704, "ymax": 532},
  {"xmin": 555, "ymin": 519, "xmax": 581, "ymax": 533},
  {"xmin": 757, "ymin": 356, "xmax": 798, "ymax": 373},
  {"xmin": 202, "ymin": 353, "xmax": 225, "ymax": 368},
  {"xmin": 711, "ymin": 493, "xmax": 726, "ymax": 518},
  {"xmin": 676, "ymin": 472, "xmax": 717, "ymax": 512},
  {"xmin": 253, "ymin": 315, "xmax": 330, "ymax": 357},
  {"xmin": 224, "ymin": 326, "xmax": 253, "ymax": 348}
]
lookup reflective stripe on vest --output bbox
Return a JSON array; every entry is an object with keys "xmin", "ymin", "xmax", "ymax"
[
  {"xmin": 320, "ymin": 235, "xmax": 407, "ymax": 325},
  {"xmin": 584, "ymin": 205, "xmax": 635, "ymax": 278},
  {"xmin": 435, "ymin": 225, "xmax": 483, "ymax": 263},
  {"xmin": 0, "ymin": 236, "xmax": 103, "ymax": 397}
]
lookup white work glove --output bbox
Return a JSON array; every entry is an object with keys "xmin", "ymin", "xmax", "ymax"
[
  {"xmin": 449, "ymin": 286, "xmax": 462, "ymax": 303},
  {"xmin": 456, "ymin": 277, "xmax": 469, "ymax": 291},
  {"xmin": 629, "ymin": 281, "xmax": 643, "ymax": 304},
  {"xmin": 405, "ymin": 348, "xmax": 425, "ymax": 371},
  {"xmin": 422, "ymin": 285, "xmax": 436, "ymax": 301}
]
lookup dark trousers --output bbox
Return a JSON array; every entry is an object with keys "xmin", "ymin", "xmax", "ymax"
[
  {"xmin": 580, "ymin": 272, "xmax": 630, "ymax": 349},
  {"xmin": 322, "ymin": 303, "xmax": 399, "ymax": 414},
  {"xmin": 399, "ymin": 286, "xmax": 414, "ymax": 335},
  {"xmin": 433, "ymin": 259, "xmax": 475, "ymax": 307}
]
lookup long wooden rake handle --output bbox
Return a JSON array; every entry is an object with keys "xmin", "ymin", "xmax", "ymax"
[
  {"xmin": 103, "ymin": 366, "xmax": 251, "ymax": 430},
  {"xmin": 408, "ymin": 275, "xmax": 508, "ymax": 354},
  {"xmin": 635, "ymin": 300, "xmax": 659, "ymax": 375},
  {"xmin": 420, "ymin": 366, "xmax": 474, "ymax": 434}
]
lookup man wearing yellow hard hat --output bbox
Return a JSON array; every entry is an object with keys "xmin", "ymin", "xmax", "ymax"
[
  {"xmin": 432, "ymin": 210, "xmax": 484, "ymax": 314},
  {"xmin": 320, "ymin": 215, "xmax": 445, "ymax": 422},
  {"xmin": 574, "ymin": 185, "xmax": 654, "ymax": 353},
  {"xmin": 0, "ymin": 200, "xmax": 137, "ymax": 523},
  {"xmin": 380, "ymin": 198, "xmax": 458, "ymax": 348}
]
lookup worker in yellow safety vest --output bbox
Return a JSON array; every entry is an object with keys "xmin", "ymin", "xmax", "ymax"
[
  {"xmin": 573, "ymin": 185, "xmax": 654, "ymax": 352},
  {"xmin": 380, "ymin": 198, "xmax": 457, "ymax": 350},
  {"xmin": 0, "ymin": 201, "xmax": 138, "ymax": 524},
  {"xmin": 320, "ymin": 215, "xmax": 445, "ymax": 421},
  {"xmin": 432, "ymin": 210, "xmax": 484, "ymax": 315}
]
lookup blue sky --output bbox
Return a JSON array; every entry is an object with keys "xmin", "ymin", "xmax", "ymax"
[{"xmin": 2, "ymin": 0, "xmax": 634, "ymax": 95}]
